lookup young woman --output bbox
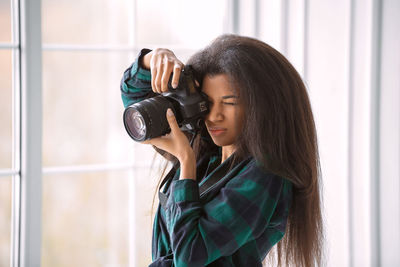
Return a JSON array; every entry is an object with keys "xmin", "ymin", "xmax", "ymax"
[{"xmin": 120, "ymin": 34, "xmax": 324, "ymax": 267}]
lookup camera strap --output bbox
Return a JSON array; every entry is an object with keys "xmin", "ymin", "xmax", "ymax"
[
  {"xmin": 158, "ymin": 149, "xmax": 233, "ymax": 210},
  {"xmin": 158, "ymin": 165, "xmax": 176, "ymax": 210}
]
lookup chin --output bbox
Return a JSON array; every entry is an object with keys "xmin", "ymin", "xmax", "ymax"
[
  {"xmin": 211, "ymin": 140, "xmax": 224, "ymax": 147},
  {"xmin": 210, "ymin": 138, "xmax": 232, "ymax": 148}
]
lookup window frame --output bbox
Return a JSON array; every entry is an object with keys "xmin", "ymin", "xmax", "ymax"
[{"xmin": 7, "ymin": 1, "xmax": 236, "ymax": 266}]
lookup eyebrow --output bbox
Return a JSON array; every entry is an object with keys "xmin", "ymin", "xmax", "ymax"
[{"xmin": 204, "ymin": 93, "xmax": 239, "ymax": 100}]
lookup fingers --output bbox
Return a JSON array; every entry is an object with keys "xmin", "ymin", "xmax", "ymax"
[
  {"xmin": 161, "ymin": 58, "xmax": 174, "ymax": 92},
  {"xmin": 171, "ymin": 63, "xmax": 183, "ymax": 89},
  {"xmin": 166, "ymin": 108, "xmax": 179, "ymax": 132},
  {"xmin": 150, "ymin": 56, "xmax": 157, "ymax": 93},
  {"xmin": 140, "ymin": 108, "xmax": 177, "ymax": 145},
  {"xmin": 149, "ymin": 48, "xmax": 184, "ymax": 93},
  {"xmin": 140, "ymin": 139, "xmax": 151, "ymax": 145},
  {"xmin": 139, "ymin": 109, "xmax": 178, "ymax": 151},
  {"xmin": 153, "ymin": 57, "xmax": 164, "ymax": 93},
  {"xmin": 140, "ymin": 136, "xmax": 163, "ymax": 148}
]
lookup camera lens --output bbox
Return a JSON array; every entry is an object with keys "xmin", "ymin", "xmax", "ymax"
[
  {"xmin": 123, "ymin": 95, "xmax": 175, "ymax": 141},
  {"xmin": 125, "ymin": 109, "xmax": 146, "ymax": 140}
]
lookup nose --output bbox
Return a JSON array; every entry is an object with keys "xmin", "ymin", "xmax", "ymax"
[{"xmin": 206, "ymin": 102, "xmax": 223, "ymax": 123}]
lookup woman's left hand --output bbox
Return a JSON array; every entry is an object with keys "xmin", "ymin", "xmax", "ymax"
[{"xmin": 141, "ymin": 108, "xmax": 194, "ymax": 162}]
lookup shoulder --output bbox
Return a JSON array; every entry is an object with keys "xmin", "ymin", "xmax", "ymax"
[
  {"xmin": 227, "ymin": 157, "xmax": 293, "ymax": 200},
  {"xmin": 231, "ymin": 157, "xmax": 290, "ymax": 184}
]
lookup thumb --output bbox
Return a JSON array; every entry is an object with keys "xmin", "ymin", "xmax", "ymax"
[{"xmin": 166, "ymin": 108, "xmax": 179, "ymax": 131}]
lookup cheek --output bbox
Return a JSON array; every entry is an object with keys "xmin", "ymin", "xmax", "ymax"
[
  {"xmin": 233, "ymin": 119, "xmax": 243, "ymax": 133},
  {"xmin": 234, "ymin": 110, "xmax": 245, "ymax": 131},
  {"xmin": 225, "ymin": 111, "xmax": 241, "ymax": 132}
]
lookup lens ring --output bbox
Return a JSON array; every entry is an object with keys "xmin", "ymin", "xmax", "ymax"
[{"xmin": 124, "ymin": 108, "xmax": 147, "ymax": 141}]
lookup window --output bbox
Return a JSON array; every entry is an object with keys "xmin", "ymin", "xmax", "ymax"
[{"xmin": 1, "ymin": 0, "xmax": 230, "ymax": 266}]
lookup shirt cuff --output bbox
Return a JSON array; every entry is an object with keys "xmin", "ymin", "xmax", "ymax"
[
  {"xmin": 170, "ymin": 179, "xmax": 200, "ymax": 203},
  {"xmin": 132, "ymin": 48, "xmax": 152, "ymax": 80}
]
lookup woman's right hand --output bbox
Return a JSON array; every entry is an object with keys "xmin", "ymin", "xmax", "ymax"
[{"xmin": 141, "ymin": 48, "xmax": 184, "ymax": 94}]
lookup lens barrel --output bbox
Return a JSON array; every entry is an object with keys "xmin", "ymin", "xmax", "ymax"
[{"xmin": 123, "ymin": 95, "xmax": 176, "ymax": 141}]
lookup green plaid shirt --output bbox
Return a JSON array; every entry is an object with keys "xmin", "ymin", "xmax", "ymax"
[{"xmin": 121, "ymin": 49, "xmax": 293, "ymax": 267}]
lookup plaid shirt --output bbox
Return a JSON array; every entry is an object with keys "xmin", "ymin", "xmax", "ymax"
[{"xmin": 121, "ymin": 49, "xmax": 293, "ymax": 267}]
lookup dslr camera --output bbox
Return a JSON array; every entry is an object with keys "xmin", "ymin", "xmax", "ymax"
[{"xmin": 123, "ymin": 65, "xmax": 209, "ymax": 142}]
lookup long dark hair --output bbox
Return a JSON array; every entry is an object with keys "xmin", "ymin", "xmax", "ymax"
[{"xmin": 150, "ymin": 34, "xmax": 324, "ymax": 267}]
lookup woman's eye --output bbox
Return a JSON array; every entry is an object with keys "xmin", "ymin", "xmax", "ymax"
[{"xmin": 208, "ymin": 101, "xmax": 237, "ymax": 106}]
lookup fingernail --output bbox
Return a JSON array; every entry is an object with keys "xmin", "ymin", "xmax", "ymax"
[
  {"xmin": 167, "ymin": 108, "xmax": 174, "ymax": 117},
  {"xmin": 172, "ymin": 83, "xmax": 178, "ymax": 88}
]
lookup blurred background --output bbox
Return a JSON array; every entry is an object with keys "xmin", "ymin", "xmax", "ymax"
[{"xmin": 0, "ymin": 0, "xmax": 399, "ymax": 266}]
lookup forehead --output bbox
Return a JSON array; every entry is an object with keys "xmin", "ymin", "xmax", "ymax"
[{"xmin": 201, "ymin": 74, "xmax": 236, "ymax": 96}]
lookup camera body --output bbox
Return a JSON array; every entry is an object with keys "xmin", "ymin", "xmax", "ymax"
[{"xmin": 123, "ymin": 66, "xmax": 209, "ymax": 142}]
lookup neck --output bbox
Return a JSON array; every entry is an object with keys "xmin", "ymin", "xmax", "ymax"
[{"xmin": 221, "ymin": 145, "xmax": 235, "ymax": 164}]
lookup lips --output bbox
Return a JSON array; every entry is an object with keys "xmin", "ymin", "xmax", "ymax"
[
  {"xmin": 209, "ymin": 127, "xmax": 227, "ymax": 131},
  {"xmin": 208, "ymin": 127, "xmax": 227, "ymax": 137}
]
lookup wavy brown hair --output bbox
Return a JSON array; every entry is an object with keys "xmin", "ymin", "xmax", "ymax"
[{"xmin": 150, "ymin": 34, "xmax": 325, "ymax": 267}]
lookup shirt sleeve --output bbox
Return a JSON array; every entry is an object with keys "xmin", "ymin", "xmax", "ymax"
[
  {"xmin": 120, "ymin": 48, "xmax": 158, "ymax": 108},
  {"xmin": 163, "ymin": 160, "xmax": 293, "ymax": 267}
]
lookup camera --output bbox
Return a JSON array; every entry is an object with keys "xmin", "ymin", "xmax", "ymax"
[{"xmin": 123, "ymin": 65, "xmax": 209, "ymax": 142}]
